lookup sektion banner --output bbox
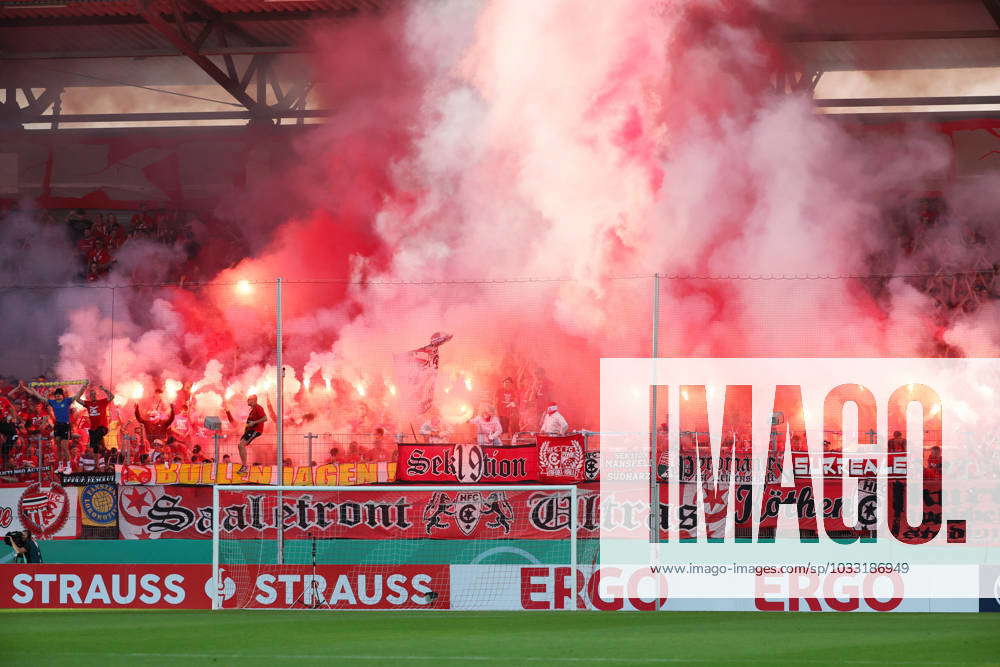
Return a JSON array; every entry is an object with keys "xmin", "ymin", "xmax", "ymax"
[
  {"xmin": 397, "ymin": 443, "xmax": 538, "ymax": 483},
  {"xmin": 115, "ymin": 461, "xmax": 396, "ymax": 486}
]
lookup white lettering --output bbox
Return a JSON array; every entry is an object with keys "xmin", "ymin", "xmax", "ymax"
[
  {"xmin": 11, "ymin": 574, "xmax": 33, "ymax": 604},
  {"xmin": 357, "ymin": 575, "xmax": 382, "ymax": 605},
  {"xmin": 111, "ymin": 574, "xmax": 135, "ymax": 604},
  {"xmin": 330, "ymin": 575, "xmax": 357, "ymax": 605},
  {"xmin": 139, "ymin": 574, "xmax": 161, "ymax": 604},
  {"xmin": 277, "ymin": 574, "xmax": 299, "ymax": 605},
  {"xmin": 84, "ymin": 575, "xmax": 111, "ymax": 605},
  {"xmin": 303, "ymin": 575, "xmax": 327, "ymax": 606},
  {"xmin": 163, "ymin": 574, "xmax": 185, "ymax": 605},
  {"xmin": 385, "ymin": 574, "xmax": 407, "ymax": 605},
  {"xmin": 36, "ymin": 573, "xmax": 57, "ymax": 604},
  {"xmin": 410, "ymin": 574, "xmax": 432, "ymax": 605},
  {"xmin": 60, "ymin": 574, "xmax": 83, "ymax": 604},
  {"xmin": 255, "ymin": 574, "xmax": 276, "ymax": 605}
]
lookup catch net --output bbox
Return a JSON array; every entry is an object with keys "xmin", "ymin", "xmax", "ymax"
[{"xmin": 212, "ymin": 485, "xmax": 580, "ymax": 610}]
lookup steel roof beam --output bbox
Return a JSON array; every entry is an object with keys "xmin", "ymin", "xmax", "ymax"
[
  {"xmin": 816, "ymin": 95, "xmax": 1000, "ymax": 107},
  {"xmin": 0, "ymin": 46, "xmax": 303, "ymax": 60},
  {"xmin": 20, "ymin": 108, "xmax": 328, "ymax": 123},
  {"xmin": 983, "ymin": 0, "xmax": 1000, "ymax": 29}
]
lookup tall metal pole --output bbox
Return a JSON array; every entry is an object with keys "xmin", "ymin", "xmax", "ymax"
[
  {"xmin": 570, "ymin": 485, "xmax": 578, "ymax": 609},
  {"xmin": 110, "ymin": 286, "xmax": 115, "ymax": 402},
  {"xmin": 276, "ymin": 277, "xmax": 284, "ymax": 565},
  {"xmin": 211, "ymin": 483, "xmax": 220, "ymax": 610},
  {"xmin": 650, "ymin": 273, "xmax": 662, "ymax": 611}
]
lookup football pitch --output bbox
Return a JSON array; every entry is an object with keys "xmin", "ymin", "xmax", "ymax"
[{"xmin": 3, "ymin": 610, "xmax": 997, "ymax": 666}]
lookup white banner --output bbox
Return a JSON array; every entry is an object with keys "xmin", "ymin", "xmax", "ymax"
[{"xmin": 0, "ymin": 483, "xmax": 79, "ymax": 539}]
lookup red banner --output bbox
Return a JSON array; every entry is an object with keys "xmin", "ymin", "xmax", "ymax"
[
  {"xmin": 397, "ymin": 443, "xmax": 538, "ymax": 483},
  {"xmin": 536, "ymin": 435, "xmax": 585, "ymax": 484},
  {"xmin": 221, "ymin": 565, "xmax": 450, "ymax": 610},
  {"xmin": 0, "ymin": 563, "xmax": 450, "ymax": 610},
  {"xmin": 117, "ymin": 484, "xmax": 595, "ymax": 540},
  {"xmin": 0, "ymin": 564, "xmax": 211, "ymax": 609}
]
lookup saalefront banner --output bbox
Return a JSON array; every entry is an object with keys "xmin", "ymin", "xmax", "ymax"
[{"xmin": 117, "ymin": 484, "xmax": 591, "ymax": 540}]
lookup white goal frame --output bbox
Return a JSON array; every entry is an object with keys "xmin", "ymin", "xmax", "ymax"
[{"xmin": 211, "ymin": 484, "xmax": 579, "ymax": 610}]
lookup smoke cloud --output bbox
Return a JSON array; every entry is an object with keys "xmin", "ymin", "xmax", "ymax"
[{"xmin": 6, "ymin": 0, "xmax": 995, "ymax": 438}]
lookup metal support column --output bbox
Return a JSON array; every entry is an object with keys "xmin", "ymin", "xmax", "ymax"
[
  {"xmin": 570, "ymin": 484, "xmax": 578, "ymax": 609},
  {"xmin": 211, "ymin": 483, "xmax": 220, "ymax": 610},
  {"xmin": 276, "ymin": 277, "xmax": 284, "ymax": 565},
  {"xmin": 650, "ymin": 273, "xmax": 662, "ymax": 610}
]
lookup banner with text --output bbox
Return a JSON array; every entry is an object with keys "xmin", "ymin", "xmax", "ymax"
[
  {"xmin": 115, "ymin": 462, "xmax": 396, "ymax": 486},
  {"xmin": 119, "ymin": 484, "xmax": 594, "ymax": 540},
  {"xmin": 397, "ymin": 443, "xmax": 538, "ymax": 483}
]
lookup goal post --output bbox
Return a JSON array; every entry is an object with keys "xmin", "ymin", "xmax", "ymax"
[{"xmin": 211, "ymin": 484, "xmax": 579, "ymax": 611}]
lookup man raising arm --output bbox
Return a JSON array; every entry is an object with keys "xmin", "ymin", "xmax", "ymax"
[
  {"xmin": 77, "ymin": 382, "xmax": 113, "ymax": 455},
  {"xmin": 21, "ymin": 381, "xmax": 86, "ymax": 473},
  {"xmin": 236, "ymin": 394, "xmax": 267, "ymax": 475}
]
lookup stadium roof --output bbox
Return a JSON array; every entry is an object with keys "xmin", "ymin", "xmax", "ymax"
[
  {"xmin": 1, "ymin": 0, "xmax": 998, "ymax": 126},
  {"xmin": 786, "ymin": 0, "xmax": 1000, "ymax": 70},
  {"xmin": 0, "ymin": 0, "xmax": 373, "ymax": 61}
]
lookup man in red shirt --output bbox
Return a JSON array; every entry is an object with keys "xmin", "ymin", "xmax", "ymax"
[
  {"xmin": 0, "ymin": 393, "xmax": 20, "ymax": 469},
  {"xmin": 235, "ymin": 394, "xmax": 266, "ymax": 475},
  {"xmin": 134, "ymin": 404, "xmax": 175, "ymax": 449},
  {"xmin": 76, "ymin": 381, "xmax": 113, "ymax": 453}
]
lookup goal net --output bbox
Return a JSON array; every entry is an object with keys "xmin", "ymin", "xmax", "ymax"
[{"xmin": 211, "ymin": 485, "xmax": 579, "ymax": 610}]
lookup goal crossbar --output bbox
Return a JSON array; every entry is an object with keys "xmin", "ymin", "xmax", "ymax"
[{"xmin": 211, "ymin": 484, "xmax": 579, "ymax": 610}]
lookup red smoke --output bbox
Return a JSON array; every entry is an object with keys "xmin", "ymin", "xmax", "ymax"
[{"xmin": 51, "ymin": 0, "xmax": 1000, "ymax": 441}]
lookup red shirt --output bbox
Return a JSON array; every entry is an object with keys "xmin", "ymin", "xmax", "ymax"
[
  {"xmin": 0, "ymin": 397, "xmax": 16, "ymax": 421},
  {"xmin": 81, "ymin": 398, "xmax": 110, "ymax": 429},
  {"xmin": 247, "ymin": 404, "xmax": 266, "ymax": 429},
  {"xmin": 87, "ymin": 248, "xmax": 111, "ymax": 266}
]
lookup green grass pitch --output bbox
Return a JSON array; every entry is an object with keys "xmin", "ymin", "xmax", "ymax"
[{"xmin": 2, "ymin": 610, "xmax": 997, "ymax": 666}]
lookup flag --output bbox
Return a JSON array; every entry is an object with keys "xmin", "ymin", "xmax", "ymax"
[{"xmin": 394, "ymin": 332, "xmax": 452, "ymax": 424}]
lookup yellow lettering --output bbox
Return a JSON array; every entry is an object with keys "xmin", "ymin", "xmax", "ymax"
[
  {"xmin": 154, "ymin": 465, "xmax": 178, "ymax": 484},
  {"xmin": 355, "ymin": 463, "xmax": 376, "ymax": 485},
  {"xmin": 293, "ymin": 466, "xmax": 313, "ymax": 485},
  {"xmin": 178, "ymin": 464, "xmax": 201, "ymax": 485},
  {"xmin": 342, "ymin": 463, "xmax": 356, "ymax": 485},
  {"xmin": 247, "ymin": 465, "xmax": 272, "ymax": 484},
  {"xmin": 315, "ymin": 464, "xmax": 338, "ymax": 485}
]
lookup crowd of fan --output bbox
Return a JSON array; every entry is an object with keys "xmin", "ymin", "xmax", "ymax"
[
  {"xmin": 0, "ymin": 374, "xmax": 410, "ymax": 482},
  {"xmin": 65, "ymin": 208, "xmax": 198, "ymax": 281},
  {"xmin": 870, "ymin": 197, "xmax": 1000, "ymax": 324},
  {"xmin": 0, "ymin": 377, "xmax": 126, "ymax": 480}
]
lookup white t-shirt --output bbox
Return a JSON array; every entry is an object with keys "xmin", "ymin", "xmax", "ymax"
[
  {"xmin": 470, "ymin": 415, "xmax": 503, "ymax": 444},
  {"xmin": 540, "ymin": 411, "xmax": 568, "ymax": 436}
]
